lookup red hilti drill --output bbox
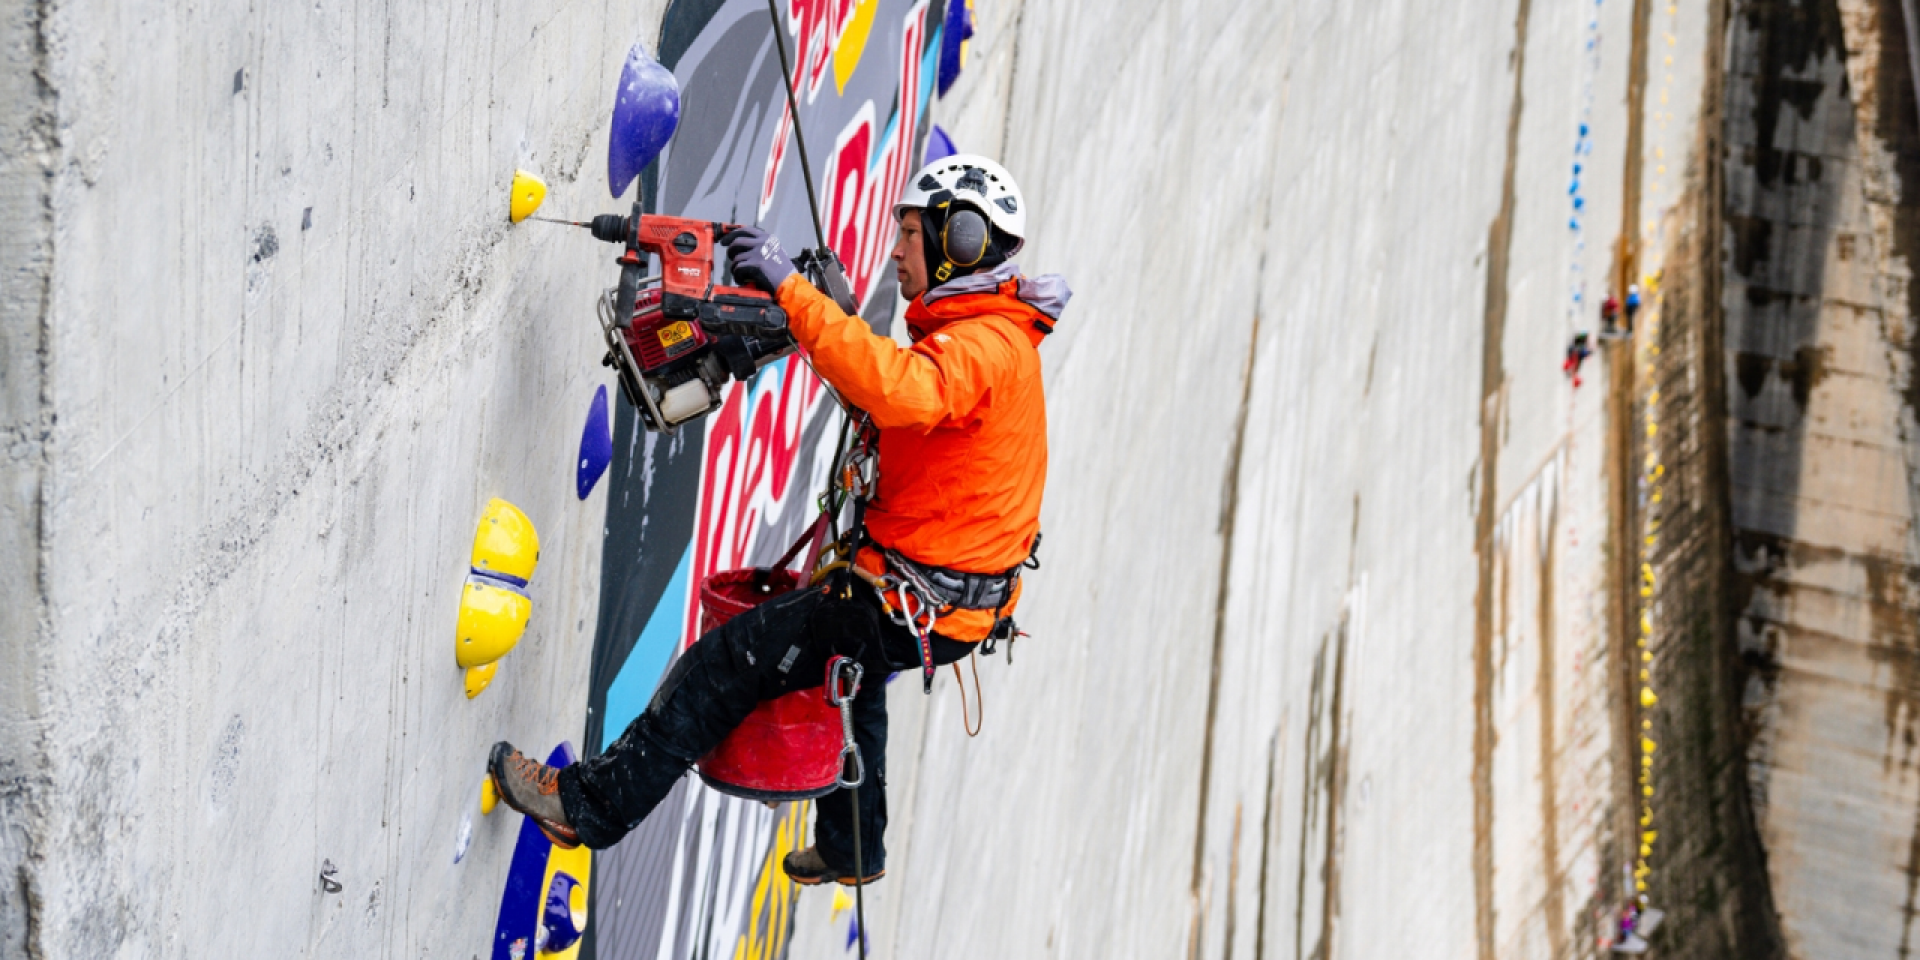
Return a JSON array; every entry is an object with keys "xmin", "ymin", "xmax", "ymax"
[{"xmin": 581, "ymin": 202, "xmax": 795, "ymax": 433}]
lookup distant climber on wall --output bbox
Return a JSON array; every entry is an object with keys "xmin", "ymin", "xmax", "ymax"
[
  {"xmin": 487, "ymin": 155, "xmax": 1069, "ymax": 886},
  {"xmin": 1563, "ymin": 332, "xmax": 1592, "ymax": 388},
  {"xmin": 1624, "ymin": 283, "xmax": 1642, "ymax": 328},
  {"xmin": 1600, "ymin": 293, "xmax": 1623, "ymax": 338}
]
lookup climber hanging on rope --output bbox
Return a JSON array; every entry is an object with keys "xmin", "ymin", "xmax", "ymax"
[{"xmin": 487, "ymin": 155, "xmax": 1069, "ymax": 886}]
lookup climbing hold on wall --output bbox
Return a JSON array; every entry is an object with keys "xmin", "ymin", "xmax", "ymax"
[
  {"xmin": 924, "ymin": 124, "xmax": 957, "ymax": 164},
  {"xmin": 937, "ymin": 0, "xmax": 974, "ymax": 97},
  {"xmin": 577, "ymin": 385, "xmax": 612, "ymax": 500},
  {"xmin": 457, "ymin": 498, "xmax": 540, "ymax": 680},
  {"xmin": 833, "ymin": 0, "xmax": 880, "ymax": 93},
  {"xmin": 473, "ymin": 498, "xmax": 541, "ymax": 583},
  {"xmin": 510, "ymin": 170, "xmax": 549, "ymax": 224},
  {"xmin": 456, "ymin": 577, "xmax": 533, "ymax": 668},
  {"xmin": 608, "ymin": 40, "xmax": 681, "ymax": 199},
  {"xmin": 482, "ymin": 775, "xmax": 500, "ymax": 816},
  {"xmin": 466, "ymin": 660, "xmax": 501, "ymax": 698},
  {"xmin": 540, "ymin": 871, "xmax": 588, "ymax": 953}
]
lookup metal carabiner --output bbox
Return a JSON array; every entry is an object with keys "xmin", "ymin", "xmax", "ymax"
[{"xmin": 826, "ymin": 656, "xmax": 865, "ymax": 788}]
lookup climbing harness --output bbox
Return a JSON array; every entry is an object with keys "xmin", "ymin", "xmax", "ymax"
[{"xmin": 825, "ymin": 656, "xmax": 869, "ymax": 960}]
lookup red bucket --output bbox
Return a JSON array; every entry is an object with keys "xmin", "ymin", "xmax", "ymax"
[{"xmin": 694, "ymin": 568, "xmax": 844, "ymax": 802}]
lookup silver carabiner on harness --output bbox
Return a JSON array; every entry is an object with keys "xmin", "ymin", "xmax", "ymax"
[
  {"xmin": 885, "ymin": 579, "xmax": 941, "ymax": 693},
  {"xmin": 826, "ymin": 656, "xmax": 865, "ymax": 789}
]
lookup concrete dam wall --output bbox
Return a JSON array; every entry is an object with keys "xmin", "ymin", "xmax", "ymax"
[{"xmin": 6, "ymin": 0, "xmax": 1918, "ymax": 957}]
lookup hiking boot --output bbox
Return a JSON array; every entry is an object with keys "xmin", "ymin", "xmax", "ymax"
[
  {"xmin": 782, "ymin": 846, "xmax": 883, "ymax": 886},
  {"xmin": 488, "ymin": 742, "xmax": 580, "ymax": 849}
]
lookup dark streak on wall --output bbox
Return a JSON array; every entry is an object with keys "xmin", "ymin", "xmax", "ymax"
[{"xmin": 1472, "ymin": 0, "xmax": 1532, "ymax": 954}]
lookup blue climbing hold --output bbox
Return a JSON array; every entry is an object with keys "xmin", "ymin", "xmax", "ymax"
[
  {"xmin": 937, "ymin": 0, "xmax": 974, "ymax": 97},
  {"xmin": 925, "ymin": 124, "xmax": 957, "ymax": 164},
  {"xmin": 578, "ymin": 384, "xmax": 612, "ymax": 500},
  {"xmin": 1573, "ymin": 196, "xmax": 1585, "ymax": 211},
  {"xmin": 608, "ymin": 41, "xmax": 682, "ymax": 199}
]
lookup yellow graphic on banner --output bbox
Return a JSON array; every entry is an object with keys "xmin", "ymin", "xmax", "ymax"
[
  {"xmin": 834, "ymin": 0, "xmax": 880, "ymax": 93},
  {"xmin": 734, "ymin": 802, "xmax": 810, "ymax": 960}
]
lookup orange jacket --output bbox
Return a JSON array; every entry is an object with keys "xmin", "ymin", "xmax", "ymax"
[{"xmin": 775, "ymin": 266, "xmax": 1066, "ymax": 640}]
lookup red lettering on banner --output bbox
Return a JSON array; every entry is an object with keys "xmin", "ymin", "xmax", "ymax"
[
  {"xmin": 822, "ymin": 1, "xmax": 927, "ymax": 310},
  {"xmin": 683, "ymin": 365, "xmax": 828, "ymax": 649},
  {"xmin": 759, "ymin": 0, "xmax": 859, "ymax": 216}
]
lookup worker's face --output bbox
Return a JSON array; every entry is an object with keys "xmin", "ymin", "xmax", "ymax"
[{"xmin": 893, "ymin": 209, "xmax": 929, "ymax": 301}]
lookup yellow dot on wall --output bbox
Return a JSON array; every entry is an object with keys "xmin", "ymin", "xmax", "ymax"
[
  {"xmin": 1643, "ymin": 737, "xmax": 1658, "ymax": 754},
  {"xmin": 1641, "ymin": 687, "xmax": 1659, "ymax": 707},
  {"xmin": 1644, "ymin": 785, "xmax": 1655, "ymax": 796}
]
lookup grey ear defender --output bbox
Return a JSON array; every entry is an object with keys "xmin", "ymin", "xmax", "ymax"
[{"xmin": 943, "ymin": 208, "xmax": 990, "ymax": 267}]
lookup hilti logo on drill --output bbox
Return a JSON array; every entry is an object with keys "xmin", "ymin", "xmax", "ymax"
[{"xmin": 677, "ymin": 265, "xmax": 702, "ymax": 277}]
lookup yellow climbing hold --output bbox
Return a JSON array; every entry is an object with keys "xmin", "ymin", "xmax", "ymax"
[
  {"xmin": 473, "ymin": 498, "xmax": 541, "ymax": 582},
  {"xmin": 482, "ymin": 776, "xmax": 500, "ymax": 815},
  {"xmin": 509, "ymin": 169, "xmax": 548, "ymax": 224},
  {"xmin": 1641, "ymin": 687, "xmax": 1658, "ymax": 708},
  {"xmin": 455, "ymin": 577, "xmax": 532, "ymax": 668},
  {"xmin": 465, "ymin": 660, "xmax": 500, "ymax": 699},
  {"xmin": 830, "ymin": 885, "xmax": 855, "ymax": 921}
]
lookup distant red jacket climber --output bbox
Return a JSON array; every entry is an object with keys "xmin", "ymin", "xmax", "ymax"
[{"xmin": 488, "ymin": 155, "xmax": 1070, "ymax": 891}]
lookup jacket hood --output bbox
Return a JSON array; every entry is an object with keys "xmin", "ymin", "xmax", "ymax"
[{"xmin": 908, "ymin": 262, "xmax": 1072, "ymax": 342}]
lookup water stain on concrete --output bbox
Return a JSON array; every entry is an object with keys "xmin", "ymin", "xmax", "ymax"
[{"xmin": 1471, "ymin": 0, "xmax": 1534, "ymax": 950}]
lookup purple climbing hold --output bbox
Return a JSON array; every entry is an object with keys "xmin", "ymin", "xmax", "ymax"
[
  {"xmin": 608, "ymin": 41, "xmax": 681, "ymax": 199},
  {"xmin": 925, "ymin": 124, "xmax": 957, "ymax": 164},
  {"xmin": 936, "ymin": 0, "xmax": 973, "ymax": 98},
  {"xmin": 578, "ymin": 384, "xmax": 612, "ymax": 500}
]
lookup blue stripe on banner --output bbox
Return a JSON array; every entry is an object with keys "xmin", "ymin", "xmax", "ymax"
[{"xmin": 601, "ymin": 541, "xmax": 693, "ymax": 752}]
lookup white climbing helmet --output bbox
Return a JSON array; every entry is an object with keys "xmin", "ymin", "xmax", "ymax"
[{"xmin": 895, "ymin": 154, "xmax": 1027, "ymax": 254}]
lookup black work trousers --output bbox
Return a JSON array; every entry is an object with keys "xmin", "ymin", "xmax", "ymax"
[{"xmin": 558, "ymin": 583, "xmax": 975, "ymax": 874}]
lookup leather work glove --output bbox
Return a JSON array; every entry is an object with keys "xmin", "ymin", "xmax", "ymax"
[{"xmin": 720, "ymin": 226, "xmax": 796, "ymax": 295}]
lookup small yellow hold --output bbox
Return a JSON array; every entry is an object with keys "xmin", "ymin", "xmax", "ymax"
[
  {"xmin": 482, "ymin": 776, "xmax": 500, "ymax": 816},
  {"xmin": 1644, "ymin": 830, "xmax": 1658, "ymax": 845},
  {"xmin": 1644, "ymin": 784, "xmax": 1655, "ymax": 796},
  {"xmin": 830, "ymin": 885, "xmax": 855, "ymax": 921},
  {"xmin": 1636, "ymin": 879, "xmax": 1647, "ymax": 892},
  {"xmin": 1640, "ymin": 668, "xmax": 1649, "ymax": 681},
  {"xmin": 1641, "ymin": 687, "xmax": 1659, "ymax": 708},
  {"xmin": 1641, "ymin": 843, "xmax": 1652, "ymax": 858},
  {"xmin": 1641, "ymin": 809, "xmax": 1654, "ymax": 826},
  {"xmin": 465, "ymin": 660, "xmax": 500, "ymax": 699},
  {"xmin": 509, "ymin": 169, "xmax": 548, "ymax": 224}
]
